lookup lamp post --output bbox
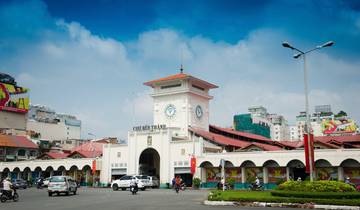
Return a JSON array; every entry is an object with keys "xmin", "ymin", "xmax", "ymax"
[{"xmin": 282, "ymin": 40, "xmax": 334, "ymax": 182}]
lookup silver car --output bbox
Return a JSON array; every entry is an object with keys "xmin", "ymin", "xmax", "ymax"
[{"xmin": 48, "ymin": 176, "xmax": 77, "ymax": 196}]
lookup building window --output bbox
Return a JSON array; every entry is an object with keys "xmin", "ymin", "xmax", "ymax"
[
  {"xmin": 117, "ymin": 152, "xmax": 121, "ymax": 158},
  {"xmin": 181, "ymin": 148, "xmax": 185, "ymax": 155},
  {"xmin": 147, "ymin": 136, "xmax": 152, "ymax": 146},
  {"xmin": 161, "ymin": 83, "xmax": 181, "ymax": 89}
]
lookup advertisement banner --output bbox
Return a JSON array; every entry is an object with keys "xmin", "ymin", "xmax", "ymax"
[
  {"xmin": 321, "ymin": 118, "xmax": 358, "ymax": 134},
  {"xmin": 225, "ymin": 168, "xmax": 242, "ymax": 182},
  {"xmin": 0, "ymin": 82, "xmax": 29, "ymax": 113},
  {"xmin": 245, "ymin": 167, "xmax": 262, "ymax": 182},
  {"xmin": 344, "ymin": 168, "xmax": 360, "ymax": 184},
  {"xmin": 316, "ymin": 167, "xmax": 338, "ymax": 180},
  {"xmin": 268, "ymin": 167, "xmax": 286, "ymax": 183},
  {"xmin": 206, "ymin": 168, "xmax": 220, "ymax": 181}
]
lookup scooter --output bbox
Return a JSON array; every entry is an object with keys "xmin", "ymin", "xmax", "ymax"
[
  {"xmin": 175, "ymin": 184, "xmax": 180, "ymax": 193},
  {"xmin": 0, "ymin": 186, "xmax": 19, "ymax": 203},
  {"xmin": 249, "ymin": 183, "xmax": 263, "ymax": 191},
  {"xmin": 130, "ymin": 183, "xmax": 138, "ymax": 195}
]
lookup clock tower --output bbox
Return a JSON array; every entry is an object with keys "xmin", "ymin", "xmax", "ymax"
[{"xmin": 144, "ymin": 72, "xmax": 218, "ymax": 136}]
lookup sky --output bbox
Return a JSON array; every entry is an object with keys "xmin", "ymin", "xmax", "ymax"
[{"xmin": 0, "ymin": 0, "xmax": 359, "ymax": 139}]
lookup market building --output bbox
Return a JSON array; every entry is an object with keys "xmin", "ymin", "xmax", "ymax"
[{"xmin": 100, "ymin": 72, "xmax": 360, "ymax": 188}]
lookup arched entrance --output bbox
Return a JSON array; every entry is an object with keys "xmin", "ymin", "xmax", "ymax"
[{"xmin": 139, "ymin": 148, "xmax": 160, "ymax": 177}]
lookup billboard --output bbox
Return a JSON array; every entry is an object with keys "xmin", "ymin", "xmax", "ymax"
[
  {"xmin": 0, "ymin": 82, "xmax": 29, "ymax": 113},
  {"xmin": 321, "ymin": 118, "xmax": 358, "ymax": 134}
]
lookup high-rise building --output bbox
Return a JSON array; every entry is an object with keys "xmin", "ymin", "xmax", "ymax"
[
  {"xmin": 26, "ymin": 105, "xmax": 81, "ymax": 141},
  {"xmin": 234, "ymin": 106, "xmax": 289, "ymax": 141}
]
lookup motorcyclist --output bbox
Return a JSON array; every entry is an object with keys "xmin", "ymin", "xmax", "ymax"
[
  {"xmin": 129, "ymin": 177, "xmax": 138, "ymax": 193},
  {"xmin": 2, "ymin": 177, "xmax": 13, "ymax": 198},
  {"xmin": 37, "ymin": 177, "xmax": 44, "ymax": 189},
  {"xmin": 174, "ymin": 176, "xmax": 181, "ymax": 192}
]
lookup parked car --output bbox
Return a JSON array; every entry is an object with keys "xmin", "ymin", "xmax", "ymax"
[
  {"xmin": 12, "ymin": 179, "xmax": 28, "ymax": 189},
  {"xmin": 136, "ymin": 175, "xmax": 151, "ymax": 188},
  {"xmin": 111, "ymin": 175, "xmax": 147, "ymax": 191},
  {"xmin": 48, "ymin": 176, "xmax": 77, "ymax": 196},
  {"xmin": 148, "ymin": 176, "xmax": 159, "ymax": 188}
]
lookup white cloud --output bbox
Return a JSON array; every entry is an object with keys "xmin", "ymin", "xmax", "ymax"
[{"xmin": 3, "ymin": 19, "xmax": 359, "ymax": 139}]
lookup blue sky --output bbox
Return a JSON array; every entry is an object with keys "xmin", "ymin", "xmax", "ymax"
[{"xmin": 0, "ymin": 0, "xmax": 359, "ymax": 138}]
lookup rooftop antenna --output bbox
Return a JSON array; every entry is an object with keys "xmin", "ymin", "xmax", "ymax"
[{"xmin": 180, "ymin": 45, "xmax": 184, "ymax": 73}]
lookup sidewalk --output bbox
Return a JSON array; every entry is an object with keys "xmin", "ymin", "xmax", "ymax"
[{"xmin": 203, "ymin": 200, "xmax": 360, "ymax": 210}]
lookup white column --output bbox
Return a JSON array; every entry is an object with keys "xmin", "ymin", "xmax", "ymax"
[
  {"xmin": 286, "ymin": 167, "xmax": 290, "ymax": 181},
  {"xmin": 241, "ymin": 167, "xmax": 246, "ymax": 183},
  {"xmin": 263, "ymin": 167, "xmax": 268, "ymax": 184},
  {"xmin": 338, "ymin": 167, "xmax": 344, "ymax": 181}
]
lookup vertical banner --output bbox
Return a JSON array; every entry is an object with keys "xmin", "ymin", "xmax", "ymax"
[
  {"xmin": 92, "ymin": 160, "xmax": 96, "ymax": 175},
  {"xmin": 190, "ymin": 156, "xmax": 196, "ymax": 175},
  {"xmin": 304, "ymin": 134, "xmax": 314, "ymax": 173}
]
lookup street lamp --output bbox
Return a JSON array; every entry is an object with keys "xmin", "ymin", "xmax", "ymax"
[{"xmin": 282, "ymin": 40, "xmax": 334, "ymax": 182}]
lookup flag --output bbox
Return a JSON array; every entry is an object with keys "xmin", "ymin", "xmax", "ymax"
[
  {"xmin": 92, "ymin": 159, "xmax": 96, "ymax": 175},
  {"xmin": 190, "ymin": 156, "xmax": 196, "ymax": 174},
  {"xmin": 304, "ymin": 133, "xmax": 314, "ymax": 173}
]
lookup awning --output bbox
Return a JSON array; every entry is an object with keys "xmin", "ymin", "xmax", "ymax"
[
  {"xmin": 111, "ymin": 168, "xmax": 127, "ymax": 175},
  {"xmin": 174, "ymin": 167, "xmax": 191, "ymax": 174}
]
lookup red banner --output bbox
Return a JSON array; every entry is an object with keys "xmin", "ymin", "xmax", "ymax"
[
  {"xmin": 304, "ymin": 134, "xmax": 314, "ymax": 173},
  {"xmin": 92, "ymin": 160, "xmax": 96, "ymax": 175},
  {"xmin": 190, "ymin": 156, "xmax": 196, "ymax": 175}
]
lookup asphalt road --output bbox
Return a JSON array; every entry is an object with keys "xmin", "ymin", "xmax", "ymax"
[{"xmin": 1, "ymin": 187, "xmax": 295, "ymax": 210}]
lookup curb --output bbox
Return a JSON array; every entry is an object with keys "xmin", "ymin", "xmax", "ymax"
[
  {"xmin": 203, "ymin": 200, "xmax": 235, "ymax": 206},
  {"xmin": 204, "ymin": 200, "xmax": 360, "ymax": 210}
]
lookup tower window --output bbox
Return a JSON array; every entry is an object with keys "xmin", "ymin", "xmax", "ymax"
[
  {"xmin": 192, "ymin": 85, "xmax": 205, "ymax": 91},
  {"xmin": 161, "ymin": 84, "xmax": 181, "ymax": 89}
]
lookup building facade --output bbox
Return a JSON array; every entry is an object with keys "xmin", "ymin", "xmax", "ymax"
[{"xmin": 27, "ymin": 105, "xmax": 81, "ymax": 141}]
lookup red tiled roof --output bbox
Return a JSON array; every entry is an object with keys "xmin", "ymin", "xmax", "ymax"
[
  {"xmin": 315, "ymin": 135, "xmax": 360, "ymax": 143},
  {"xmin": 210, "ymin": 125, "xmax": 272, "ymax": 142},
  {"xmin": 68, "ymin": 150, "xmax": 102, "ymax": 158},
  {"xmin": 189, "ymin": 127, "xmax": 283, "ymax": 151},
  {"xmin": 39, "ymin": 152, "xmax": 68, "ymax": 159},
  {"xmin": 242, "ymin": 142, "xmax": 283, "ymax": 151},
  {"xmin": 189, "ymin": 127, "xmax": 251, "ymax": 148},
  {"xmin": 70, "ymin": 141, "xmax": 104, "ymax": 158},
  {"xmin": 275, "ymin": 141, "xmax": 304, "ymax": 148},
  {"xmin": 0, "ymin": 134, "xmax": 38, "ymax": 149},
  {"xmin": 143, "ymin": 73, "xmax": 218, "ymax": 88}
]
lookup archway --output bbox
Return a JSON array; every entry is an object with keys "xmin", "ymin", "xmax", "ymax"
[
  {"xmin": 139, "ymin": 148, "xmax": 160, "ymax": 177},
  {"xmin": 44, "ymin": 166, "xmax": 54, "ymax": 178},
  {"xmin": 1, "ymin": 168, "xmax": 10, "ymax": 179},
  {"xmin": 54, "ymin": 166, "xmax": 66, "ymax": 176},
  {"xmin": 340, "ymin": 159, "xmax": 360, "ymax": 184},
  {"xmin": 287, "ymin": 159, "xmax": 306, "ymax": 181}
]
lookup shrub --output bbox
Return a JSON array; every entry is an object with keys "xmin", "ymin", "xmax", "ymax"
[
  {"xmin": 276, "ymin": 180, "xmax": 355, "ymax": 192},
  {"xmin": 193, "ymin": 177, "xmax": 201, "ymax": 189},
  {"xmin": 271, "ymin": 190, "xmax": 360, "ymax": 199},
  {"xmin": 226, "ymin": 178, "xmax": 236, "ymax": 189}
]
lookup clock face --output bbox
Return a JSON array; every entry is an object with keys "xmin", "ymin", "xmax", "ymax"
[
  {"xmin": 195, "ymin": 105, "xmax": 203, "ymax": 119},
  {"xmin": 165, "ymin": 104, "xmax": 176, "ymax": 118}
]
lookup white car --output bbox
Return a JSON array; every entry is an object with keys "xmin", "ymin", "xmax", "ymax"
[
  {"xmin": 148, "ymin": 176, "xmax": 159, "ymax": 188},
  {"xmin": 111, "ymin": 175, "xmax": 148, "ymax": 191},
  {"xmin": 48, "ymin": 176, "xmax": 77, "ymax": 196}
]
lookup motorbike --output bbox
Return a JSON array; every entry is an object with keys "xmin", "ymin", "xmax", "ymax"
[
  {"xmin": 0, "ymin": 186, "xmax": 19, "ymax": 203},
  {"xmin": 180, "ymin": 183, "xmax": 186, "ymax": 191},
  {"xmin": 130, "ymin": 183, "xmax": 138, "ymax": 195},
  {"xmin": 249, "ymin": 183, "xmax": 264, "ymax": 191},
  {"xmin": 175, "ymin": 184, "xmax": 180, "ymax": 193}
]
